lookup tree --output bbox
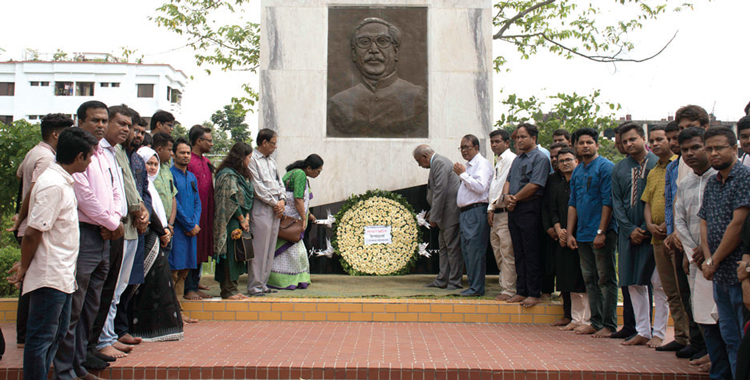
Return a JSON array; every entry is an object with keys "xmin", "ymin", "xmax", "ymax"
[
  {"xmin": 53, "ymin": 49, "xmax": 68, "ymax": 61},
  {"xmin": 201, "ymin": 120, "xmax": 232, "ymax": 155},
  {"xmin": 210, "ymin": 103, "xmax": 252, "ymax": 144},
  {"xmin": 0, "ymin": 120, "xmax": 41, "ymax": 217}
]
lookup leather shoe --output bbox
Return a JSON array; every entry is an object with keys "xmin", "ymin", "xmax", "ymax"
[
  {"xmin": 610, "ymin": 328, "xmax": 637, "ymax": 339},
  {"xmin": 446, "ymin": 284, "xmax": 463, "ymax": 290},
  {"xmin": 424, "ymin": 282, "xmax": 446, "ymax": 289},
  {"xmin": 655, "ymin": 340, "xmax": 686, "ymax": 352},
  {"xmin": 676, "ymin": 345, "xmax": 702, "ymax": 359}
]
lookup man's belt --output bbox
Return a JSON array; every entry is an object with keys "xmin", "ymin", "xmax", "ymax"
[
  {"xmin": 493, "ymin": 207, "xmax": 508, "ymax": 214},
  {"xmin": 516, "ymin": 195, "xmax": 542, "ymax": 204},
  {"xmin": 460, "ymin": 202, "xmax": 489, "ymax": 213},
  {"xmin": 79, "ymin": 222, "xmax": 102, "ymax": 232}
]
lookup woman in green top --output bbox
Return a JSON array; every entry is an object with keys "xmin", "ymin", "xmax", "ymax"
[
  {"xmin": 213, "ymin": 142, "xmax": 255, "ymax": 299},
  {"xmin": 268, "ymin": 154, "xmax": 324, "ymax": 290}
]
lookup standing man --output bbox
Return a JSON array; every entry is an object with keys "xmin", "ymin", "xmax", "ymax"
[
  {"xmin": 186, "ymin": 125, "xmax": 215, "ymax": 300},
  {"xmin": 504, "ymin": 123, "xmax": 550, "ymax": 307},
  {"xmin": 17, "ymin": 128, "xmax": 96, "ymax": 380},
  {"xmin": 698, "ymin": 126, "xmax": 750, "ymax": 376},
  {"xmin": 552, "ymin": 129, "xmax": 572, "ymax": 146},
  {"xmin": 453, "ymin": 134, "xmax": 492, "ymax": 297},
  {"xmin": 247, "ymin": 129, "xmax": 286, "ymax": 296},
  {"xmin": 9, "ymin": 113, "xmax": 73, "ymax": 349},
  {"xmin": 611, "ymin": 122, "xmax": 659, "ymax": 346},
  {"xmin": 673, "ymin": 127, "xmax": 730, "ymax": 379},
  {"xmin": 487, "ymin": 130, "xmax": 517, "ymax": 301},
  {"xmin": 55, "ymin": 101, "xmax": 123, "ymax": 380},
  {"xmin": 566, "ymin": 128, "xmax": 618, "ymax": 338},
  {"xmin": 170, "ymin": 138, "xmax": 202, "ymax": 306},
  {"xmin": 413, "ymin": 144, "xmax": 462, "ymax": 289},
  {"xmin": 149, "ymin": 110, "xmax": 175, "ymax": 136},
  {"xmin": 737, "ymin": 116, "xmax": 750, "ymax": 167}
]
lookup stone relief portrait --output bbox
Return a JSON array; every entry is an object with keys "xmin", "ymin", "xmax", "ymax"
[{"xmin": 327, "ymin": 7, "xmax": 428, "ymax": 138}]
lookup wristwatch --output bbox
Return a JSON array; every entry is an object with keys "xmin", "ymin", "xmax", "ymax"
[
  {"xmin": 745, "ymin": 261, "xmax": 750, "ymax": 273},
  {"xmin": 596, "ymin": 229, "xmax": 604, "ymax": 235},
  {"xmin": 706, "ymin": 258, "xmax": 713, "ymax": 267}
]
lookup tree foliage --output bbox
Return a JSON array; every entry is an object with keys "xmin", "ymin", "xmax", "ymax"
[
  {"xmin": 210, "ymin": 103, "xmax": 252, "ymax": 145},
  {"xmin": 0, "ymin": 120, "xmax": 41, "ymax": 217}
]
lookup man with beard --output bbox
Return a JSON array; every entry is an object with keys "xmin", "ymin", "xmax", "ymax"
[
  {"xmin": 487, "ymin": 130, "xmax": 516, "ymax": 300},
  {"xmin": 186, "ymin": 125, "xmax": 215, "ymax": 300},
  {"xmin": 698, "ymin": 126, "xmax": 750, "ymax": 377}
]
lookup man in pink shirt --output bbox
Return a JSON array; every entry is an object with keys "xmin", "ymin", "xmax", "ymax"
[
  {"xmin": 54, "ymin": 101, "xmax": 124, "ymax": 380},
  {"xmin": 186, "ymin": 125, "xmax": 215, "ymax": 299}
]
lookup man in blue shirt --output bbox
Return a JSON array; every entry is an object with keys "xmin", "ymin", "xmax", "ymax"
[{"xmin": 566, "ymin": 128, "xmax": 617, "ymax": 338}]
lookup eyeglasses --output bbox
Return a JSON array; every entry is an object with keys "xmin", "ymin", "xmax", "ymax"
[
  {"xmin": 558, "ymin": 158, "xmax": 575, "ymax": 164},
  {"xmin": 704, "ymin": 145, "xmax": 732, "ymax": 154},
  {"xmin": 200, "ymin": 137, "xmax": 214, "ymax": 144},
  {"xmin": 355, "ymin": 35, "xmax": 394, "ymax": 49},
  {"xmin": 458, "ymin": 145, "xmax": 475, "ymax": 151}
]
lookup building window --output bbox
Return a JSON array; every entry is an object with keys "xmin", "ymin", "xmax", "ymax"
[
  {"xmin": 168, "ymin": 87, "xmax": 182, "ymax": 105},
  {"xmin": 0, "ymin": 82, "xmax": 14, "ymax": 96},
  {"xmin": 137, "ymin": 84, "xmax": 154, "ymax": 98},
  {"xmin": 100, "ymin": 82, "xmax": 109, "ymax": 87},
  {"xmin": 55, "ymin": 81, "xmax": 74, "ymax": 96},
  {"xmin": 41, "ymin": 81, "xmax": 49, "ymax": 87},
  {"xmin": 0, "ymin": 116, "xmax": 13, "ymax": 125},
  {"xmin": 111, "ymin": 82, "xmax": 120, "ymax": 87},
  {"xmin": 30, "ymin": 81, "xmax": 40, "ymax": 86},
  {"xmin": 76, "ymin": 82, "xmax": 95, "ymax": 96}
]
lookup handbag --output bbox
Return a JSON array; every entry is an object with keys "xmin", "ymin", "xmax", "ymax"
[
  {"xmin": 278, "ymin": 216, "xmax": 304, "ymax": 243},
  {"xmin": 234, "ymin": 231, "xmax": 254, "ymax": 262}
]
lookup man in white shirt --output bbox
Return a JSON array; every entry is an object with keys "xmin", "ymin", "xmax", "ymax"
[
  {"xmin": 14, "ymin": 128, "xmax": 96, "ymax": 380},
  {"xmin": 486, "ymin": 129, "xmax": 517, "ymax": 301},
  {"xmin": 453, "ymin": 134, "xmax": 492, "ymax": 296}
]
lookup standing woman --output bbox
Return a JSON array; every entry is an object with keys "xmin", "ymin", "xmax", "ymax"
[
  {"xmin": 268, "ymin": 154, "xmax": 324, "ymax": 290},
  {"xmin": 213, "ymin": 142, "xmax": 255, "ymax": 299}
]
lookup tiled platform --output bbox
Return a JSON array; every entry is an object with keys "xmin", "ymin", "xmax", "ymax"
[{"xmin": 0, "ymin": 321, "xmax": 704, "ymax": 380}]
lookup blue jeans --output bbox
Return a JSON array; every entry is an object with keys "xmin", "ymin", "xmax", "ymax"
[
  {"xmin": 577, "ymin": 230, "xmax": 618, "ymax": 332},
  {"xmin": 24, "ymin": 287, "xmax": 72, "ymax": 380},
  {"xmin": 713, "ymin": 281, "xmax": 744, "ymax": 376},
  {"xmin": 700, "ymin": 323, "xmax": 732, "ymax": 380}
]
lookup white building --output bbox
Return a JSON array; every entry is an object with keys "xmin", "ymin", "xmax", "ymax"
[{"xmin": 0, "ymin": 55, "xmax": 187, "ymax": 125}]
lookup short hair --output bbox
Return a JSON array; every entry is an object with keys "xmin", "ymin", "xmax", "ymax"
[
  {"xmin": 128, "ymin": 108, "xmax": 144, "ymax": 127},
  {"xmin": 351, "ymin": 18, "xmax": 401, "ymax": 49},
  {"xmin": 151, "ymin": 132, "xmax": 174, "ymax": 150},
  {"xmin": 516, "ymin": 123, "xmax": 539, "ymax": 139},
  {"xmin": 549, "ymin": 142, "xmax": 569, "ymax": 154},
  {"xmin": 76, "ymin": 100, "xmax": 108, "ymax": 122},
  {"xmin": 189, "ymin": 124, "xmax": 212, "ymax": 145},
  {"xmin": 40, "ymin": 113, "xmax": 74, "ymax": 140},
  {"xmin": 462, "ymin": 134, "xmax": 480, "ymax": 147},
  {"xmin": 703, "ymin": 126, "xmax": 737, "ymax": 146},
  {"xmin": 172, "ymin": 137, "xmax": 191, "ymax": 153},
  {"xmin": 107, "ymin": 104, "xmax": 133, "ymax": 121},
  {"xmin": 736, "ymin": 116, "xmax": 750, "ymax": 135},
  {"xmin": 744, "ymin": 101, "xmax": 750, "ymax": 116},
  {"xmin": 256, "ymin": 128, "xmax": 276, "ymax": 146},
  {"xmin": 665, "ymin": 121, "xmax": 679, "ymax": 133},
  {"xmin": 649, "ymin": 125, "xmax": 666, "ymax": 135},
  {"xmin": 618, "ymin": 122, "xmax": 644, "ymax": 138},
  {"xmin": 56, "ymin": 127, "xmax": 97, "ymax": 165},
  {"xmin": 675, "ymin": 105, "xmax": 709, "ymax": 127},
  {"xmin": 678, "ymin": 127, "xmax": 706, "ymax": 145},
  {"xmin": 412, "ymin": 144, "xmax": 434, "ymax": 158},
  {"xmin": 489, "ymin": 129, "xmax": 510, "ymax": 142},
  {"xmin": 613, "ymin": 125, "xmax": 622, "ymax": 136},
  {"xmin": 552, "ymin": 129, "xmax": 571, "ymax": 141},
  {"xmin": 572, "ymin": 127, "xmax": 599, "ymax": 143},
  {"xmin": 150, "ymin": 110, "xmax": 175, "ymax": 130},
  {"xmin": 142, "ymin": 132, "xmax": 153, "ymax": 147},
  {"xmin": 556, "ymin": 147, "xmax": 576, "ymax": 158}
]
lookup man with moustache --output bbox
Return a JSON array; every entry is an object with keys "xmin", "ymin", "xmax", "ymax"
[
  {"xmin": 55, "ymin": 101, "xmax": 123, "ymax": 380},
  {"xmin": 186, "ymin": 125, "xmax": 215, "ymax": 300},
  {"xmin": 487, "ymin": 129, "xmax": 517, "ymax": 301},
  {"xmin": 504, "ymin": 123, "xmax": 550, "ymax": 307},
  {"xmin": 698, "ymin": 126, "xmax": 750, "ymax": 376},
  {"xmin": 413, "ymin": 144, "xmax": 462, "ymax": 290},
  {"xmin": 737, "ymin": 116, "xmax": 750, "ymax": 167},
  {"xmin": 453, "ymin": 134, "xmax": 492, "ymax": 296},
  {"xmin": 327, "ymin": 17, "xmax": 427, "ymax": 138},
  {"xmin": 673, "ymin": 127, "xmax": 730, "ymax": 378}
]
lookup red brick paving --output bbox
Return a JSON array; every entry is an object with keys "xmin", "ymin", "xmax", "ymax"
[{"xmin": 0, "ymin": 322, "xmax": 707, "ymax": 380}]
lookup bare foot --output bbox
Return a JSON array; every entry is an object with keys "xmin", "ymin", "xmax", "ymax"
[
  {"xmin": 99, "ymin": 345, "xmax": 127, "ymax": 358},
  {"xmin": 118, "ymin": 333, "xmax": 142, "ymax": 345},
  {"xmin": 690, "ymin": 354, "xmax": 710, "ymax": 366},
  {"xmin": 494, "ymin": 294, "xmax": 512, "ymax": 302},
  {"xmin": 647, "ymin": 336, "xmax": 664, "ymax": 348},
  {"xmin": 112, "ymin": 341, "xmax": 133, "ymax": 353},
  {"xmin": 521, "ymin": 297, "xmax": 541, "ymax": 307},
  {"xmin": 184, "ymin": 291, "xmax": 202, "ymax": 300},
  {"xmin": 592, "ymin": 327, "xmax": 614, "ymax": 338},
  {"xmin": 551, "ymin": 317, "xmax": 571, "ymax": 327},
  {"xmin": 622, "ymin": 335, "xmax": 650, "ymax": 346},
  {"xmin": 198, "ymin": 283, "xmax": 210, "ymax": 290},
  {"xmin": 575, "ymin": 325, "xmax": 597, "ymax": 335},
  {"xmin": 508, "ymin": 295, "xmax": 526, "ymax": 303},
  {"xmin": 182, "ymin": 314, "xmax": 198, "ymax": 323},
  {"xmin": 196, "ymin": 290, "xmax": 212, "ymax": 299},
  {"xmin": 698, "ymin": 363, "xmax": 711, "ymax": 372},
  {"xmin": 225, "ymin": 293, "xmax": 249, "ymax": 300},
  {"xmin": 561, "ymin": 322, "xmax": 580, "ymax": 331}
]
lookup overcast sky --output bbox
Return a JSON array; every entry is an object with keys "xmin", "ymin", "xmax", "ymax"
[{"xmin": 2, "ymin": 0, "xmax": 747, "ymax": 135}]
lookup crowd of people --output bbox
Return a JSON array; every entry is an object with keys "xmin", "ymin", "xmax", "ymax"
[
  {"xmin": 413, "ymin": 104, "xmax": 750, "ymax": 380},
  {"xmin": 6, "ymin": 100, "xmax": 324, "ymax": 379}
]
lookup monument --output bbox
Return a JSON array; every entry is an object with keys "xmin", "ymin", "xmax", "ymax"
[{"xmin": 260, "ymin": 0, "xmax": 493, "ymax": 207}]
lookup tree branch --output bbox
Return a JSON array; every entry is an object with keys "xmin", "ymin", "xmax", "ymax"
[
  {"xmin": 493, "ymin": 0, "xmax": 556, "ymax": 40},
  {"xmin": 539, "ymin": 30, "xmax": 678, "ymax": 63}
]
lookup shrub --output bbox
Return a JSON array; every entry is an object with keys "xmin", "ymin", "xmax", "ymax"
[{"xmin": 0, "ymin": 245, "xmax": 20, "ymax": 298}]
